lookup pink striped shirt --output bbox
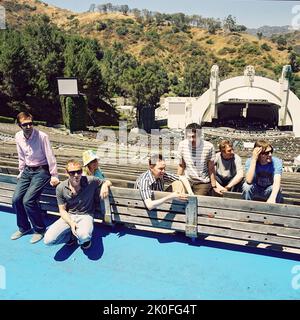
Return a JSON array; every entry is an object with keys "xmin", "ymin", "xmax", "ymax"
[{"xmin": 15, "ymin": 128, "xmax": 58, "ymax": 177}]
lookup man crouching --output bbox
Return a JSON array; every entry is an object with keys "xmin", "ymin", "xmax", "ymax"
[{"xmin": 44, "ymin": 160, "xmax": 112, "ymax": 250}]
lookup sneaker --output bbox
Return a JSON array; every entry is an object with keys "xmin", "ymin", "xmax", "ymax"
[
  {"xmin": 30, "ymin": 232, "xmax": 44, "ymax": 244},
  {"xmin": 66, "ymin": 235, "xmax": 77, "ymax": 246},
  {"xmin": 81, "ymin": 240, "xmax": 92, "ymax": 250},
  {"xmin": 11, "ymin": 228, "xmax": 32, "ymax": 240}
]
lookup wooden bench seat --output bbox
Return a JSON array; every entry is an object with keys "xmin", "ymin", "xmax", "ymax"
[
  {"xmin": 1, "ymin": 173, "xmax": 300, "ymax": 253},
  {"xmin": 223, "ymin": 191, "xmax": 300, "ymax": 206}
]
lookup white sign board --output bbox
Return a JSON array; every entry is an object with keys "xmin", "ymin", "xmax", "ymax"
[{"xmin": 57, "ymin": 78, "xmax": 79, "ymax": 96}]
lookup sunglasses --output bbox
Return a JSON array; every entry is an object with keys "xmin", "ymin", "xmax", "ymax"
[
  {"xmin": 67, "ymin": 169, "xmax": 83, "ymax": 176},
  {"xmin": 261, "ymin": 150, "xmax": 273, "ymax": 155},
  {"xmin": 20, "ymin": 122, "xmax": 33, "ymax": 128}
]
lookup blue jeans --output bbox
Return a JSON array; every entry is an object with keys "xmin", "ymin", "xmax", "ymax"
[
  {"xmin": 242, "ymin": 182, "xmax": 283, "ymax": 203},
  {"xmin": 216, "ymin": 176, "xmax": 244, "ymax": 192},
  {"xmin": 12, "ymin": 166, "xmax": 51, "ymax": 233}
]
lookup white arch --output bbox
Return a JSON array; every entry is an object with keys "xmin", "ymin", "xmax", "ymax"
[{"xmin": 190, "ymin": 74, "xmax": 300, "ymax": 137}]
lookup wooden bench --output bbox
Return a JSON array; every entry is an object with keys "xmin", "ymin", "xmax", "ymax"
[
  {"xmin": 224, "ymin": 191, "xmax": 300, "ymax": 206},
  {"xmin": 1, "ymin": 158, "xmax": 300, "ymax": 205},
  {"xmin": 2, "ymin": 173, "xmax": 300, "ymax": 253}
]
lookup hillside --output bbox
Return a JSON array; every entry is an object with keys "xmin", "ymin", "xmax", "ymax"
[
  {"xmin": 2, "ymin": 0, "xmax": 300, "ymax": 128},
  {"xmin": 2, "ymin": 0, "xmax": 300, "ymax": 80}
]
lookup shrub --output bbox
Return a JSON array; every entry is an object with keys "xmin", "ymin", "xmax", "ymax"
[
  {"xmin": 124, "ymin": 19, "xmax": 135, "ymax": 24},
  {"xmin": 206, "ymin": 39, "xmax": 214, "ymax": 45},
  {"xmin": 116, "ymin": 26, "xmax": 128, "ymax": 36},
  {"xmin": 218, "ymin": 47, "xmax": 236, "ymax": 55},
  {"xmin": 140, "ymin": 44, "xmax": 156, "ymax": 57},
  {"xmin": 261, "ymin": 43, "xmax": 271, "ymax": 51},
  {"xmin": 0, "ymin": 116, "xmax": 14, "ymax": 123},
  {"xmin": 267, "ymin": 54, "xmax": 275, "ymax": 63},
  {"xmin": 34, "ymin": 120, "xmax": 47, "ymax": 126},
  {"xmin": 238, "ymin": 42, "xmax": 261, "ymax": 55},
  {"xmin": 95, "ymin": 22, "xmax": 107, "ymax": 31},
  {"xmin": 61, "ymin": 96, "xmax": 87, "ymax": 132},
  {"xmin": 230, "ymin": 58, "xmax": 246, "ymax": 67}
]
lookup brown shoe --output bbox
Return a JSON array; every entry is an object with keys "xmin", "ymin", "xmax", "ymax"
[
  {"xmin": 30, "ymin": 232, "xmax": 44, "ymax": 244},
  {"xmin": 11, "ymin": 229, "xmax": 32, "ymax": 240}
]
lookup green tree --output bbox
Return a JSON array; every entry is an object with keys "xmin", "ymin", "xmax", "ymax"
[
  {"xmin": 276, "ymin": 35, "xmax": 287, "ymax": 50},
  {"xmin": 0, "ymin": 30, "xmax": 32, "ymax": 99},
  {"xmin": 126, "ymin": 61, "xmax": 169, "ymax": 131},
  {"xmin": 22, "ymin": 15, "xmax": 66, "ymax": 104},
  {"xmin": 207, "ymin": 19, "xmax": 221, "ymax": 34},
  {"xmin": 289, "ymin": 52, "xmax": 300, "ymax": 72},
  {"xmin": 290, "ymin": 74, "xmax": 300, "ymax": 99},
  {"xmin": 174, "ymin": 60, "xmax": 210, "ymax": 97},
  {"xmin": 223, "ymin": 15, "xmax": 236, "ymax": 32},
  {"xmin": 257, "ymin": 32, "xmax": 263, "ymax": 40},
  {"xmin": 101, "ymin": 46, "xmax": 138, "ymax": 98}
]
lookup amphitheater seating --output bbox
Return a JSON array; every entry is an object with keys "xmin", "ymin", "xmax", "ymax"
[
  {"xmin": 2, "ymin": 173, "xmax": 300, "ymax": 253},
  {"xmin": 1, "ymin": 153, "xmax": 300, "ymax": 204}
]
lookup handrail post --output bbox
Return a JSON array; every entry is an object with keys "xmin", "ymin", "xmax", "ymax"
[
  {"xmin": 103, "ymin": 197, "xmax": 113, "ymax": 225},
  {"xmin": 185, "ymin": 196, "xmax": 198, "ymax": 239}
]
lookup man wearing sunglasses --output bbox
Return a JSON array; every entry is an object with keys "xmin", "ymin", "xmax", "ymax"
[
  {"xmin": 11, "ymin": 112, "xmax": 59, "ymax": 244},
  {"xmin": 44, "ymin": 160, "xmax": 112, "ymax": 250},
  {"xmin": 242, "ymin": 139, "xmax": 283, "ymax": 203}
]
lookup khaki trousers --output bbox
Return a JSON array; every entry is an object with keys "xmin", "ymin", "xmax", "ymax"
[
  {"xmin": 192, "ymin": 182, "xmax": 212, "ymax": 196},
  {"xmin": 165, "ymin": 180, "xmax": 186, "ymax": 194}
]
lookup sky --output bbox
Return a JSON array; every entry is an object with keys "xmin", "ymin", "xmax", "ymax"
[{"xmin": 42, "ymin": 0, "xmax": 300, "ymax": 29}]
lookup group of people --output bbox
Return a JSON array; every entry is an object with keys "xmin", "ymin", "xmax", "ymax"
[
  {"xmin": 10, "ymin": 113, "xmax": 283, "ymax": 249},
  {"xmin": 135, "ymin": 122, "xmax": 283, "ymax": 209},
  {"xmin": 10, "ymin": 112, "xmax": 112, "ymax": 249}
]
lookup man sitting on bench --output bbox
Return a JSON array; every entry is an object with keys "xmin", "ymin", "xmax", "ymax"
[
  {"xmin": 135, "ymin": 154, "xmax": 190, "ymax": 210},
  {"xmin": 242, "ymin": 139, "xmax": 283, "ymax": 204},
  {"xmin": 44, "ymin": 160, "xmax": 112, "ymax": 250},
  {"xmin": 214, "ymin": 139, "xmax": 244, "ymax": 195},
  {"xmin": 11, "ymin": 111, "xmax": 60, "ymax": 244}
]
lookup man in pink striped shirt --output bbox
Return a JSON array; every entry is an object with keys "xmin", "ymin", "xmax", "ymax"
[{"xmin": 11, "ymin": 112, "xmax": 60, "ymax": 244}]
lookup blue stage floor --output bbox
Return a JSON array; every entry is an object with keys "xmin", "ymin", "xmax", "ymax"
[{"xmin": 0, "ymin": 206, "xmax": 300, "ymax": 300}]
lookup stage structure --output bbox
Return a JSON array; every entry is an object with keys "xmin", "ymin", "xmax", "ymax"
[{"xmin": 164, "ymin": 65, "xmax": 300, "ymax": 137}]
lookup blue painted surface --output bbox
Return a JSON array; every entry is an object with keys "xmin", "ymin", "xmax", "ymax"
[{"xmin": 1, "ymin": 206, "xmax": 300, "ymax": 300}]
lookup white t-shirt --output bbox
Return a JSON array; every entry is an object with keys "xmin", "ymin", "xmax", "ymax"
[{"xmin": 178, "ymin": 139, "xmax": 215, "ymax": 183}]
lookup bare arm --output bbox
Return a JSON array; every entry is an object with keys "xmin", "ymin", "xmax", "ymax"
[
  {"xmin": 144, "ymin": 192, "xmax": 187, "ymax": 211},
  {"xmin": 267, "ymin": 174, "xmax": 281, "ymax": 204},
  {"xmin": 225, "ymin": 169, "xmax": 244, "ymax": 190},
  {"xmin": 100, "ymin": 180, "xmax": 112, "ymax": 199},
  {"xmin": 215, "ymin": 180, "xmax": 227, "ymax": 194},
  {"xmin": 177, "ymin": 158, "xmax": 186, "ymax": 175},
  {"xmin": 246, "ymin": 147, "xmax": 262, "ymax": 184},
  {"xmin": 208, "ymin": 159, "xmax": 217, "ymax": 187},
  {"xmin": 178, "ymin": 175, "xmax": 194, "ymax": 195}
]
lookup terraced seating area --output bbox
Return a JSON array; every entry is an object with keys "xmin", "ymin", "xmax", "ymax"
[
  {"xmin": 1, "ymin": 143, "xmax": 300, "ymax": 205},
  {"xmin": 1, "ymin": 172, "xmax": 300, "ymax": 253},
  {"xmin": 1, "ymin": 123, "xmax": 300, "ymax": 254}
]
